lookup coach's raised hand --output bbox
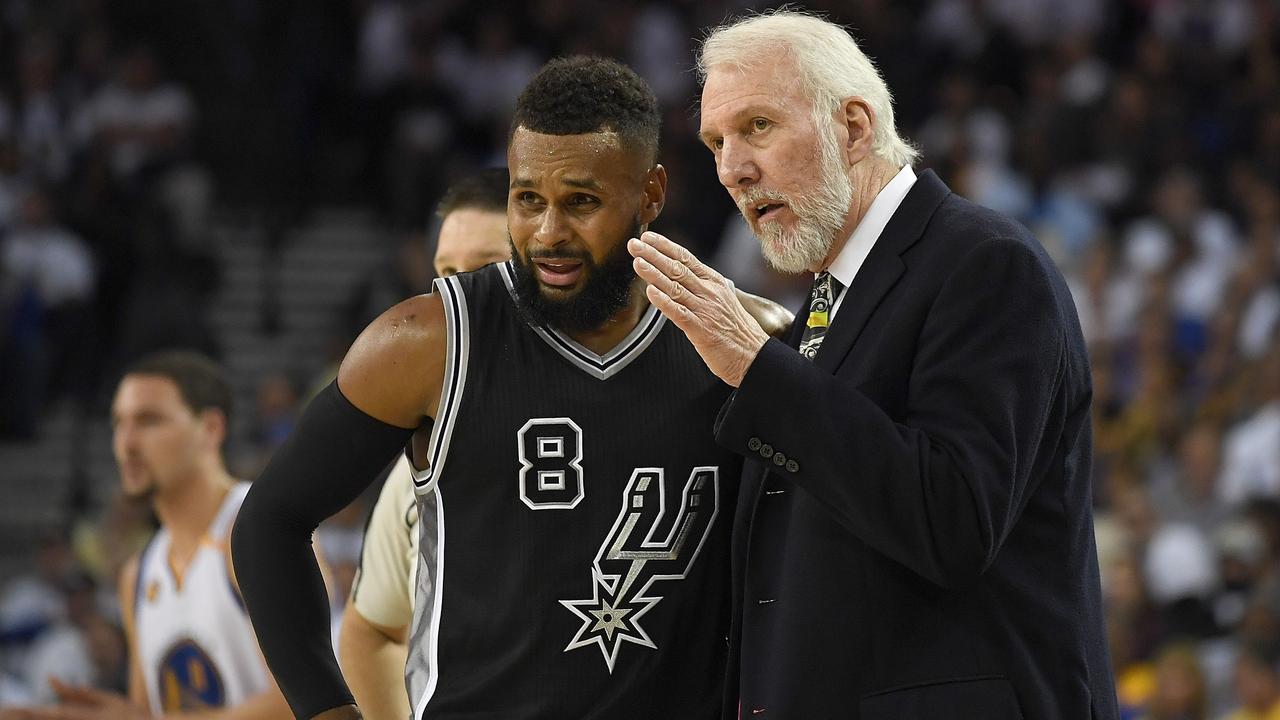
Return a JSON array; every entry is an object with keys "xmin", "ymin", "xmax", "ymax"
[{"xmin": 629, "ymin": 231, "xmax": 771, "ymax": 387}]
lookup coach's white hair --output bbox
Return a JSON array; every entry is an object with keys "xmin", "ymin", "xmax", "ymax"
[{"xmin": 698, "ymin": 10, "xmax": 919, "ymax": 168}]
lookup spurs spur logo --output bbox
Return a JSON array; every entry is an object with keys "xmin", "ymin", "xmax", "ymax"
[{"xmin": 560, "ymin": 466, "xmax": 720, "ymax": 672}]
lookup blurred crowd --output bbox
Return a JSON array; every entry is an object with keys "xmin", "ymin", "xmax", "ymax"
[{"xmin": 1, "ymin": 0, "xmax": 1279, "ymax": 718}]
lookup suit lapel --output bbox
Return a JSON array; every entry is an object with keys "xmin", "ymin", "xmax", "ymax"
[
  {"xmin": 784, "ymin": 301, "xmax": 809, "ymax": 349},
  {"xmin": 814, "ymin": 170, "xmax": 951, "ymax": 373}
]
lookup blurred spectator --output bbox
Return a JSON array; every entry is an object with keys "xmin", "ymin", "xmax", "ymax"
[
  {"xmin": 434, "ymin": 11, "xmax": 538, "ymax": 142},
  {"xmin": 1143, "ymin": 643, "xmax": 1210, "ymax": 720},
  {"xmin": 1148, "ymin": 421, "xmax": 1231, "ymax": 533},
  {"xmin": 76, "ymin": 45, "xmax": 193, "ymax": 190},
  {"xmin": 75, "ymin": 43, "xmax": 210, "ymax": 250},
  {"xmin": 0, "ymin": 137, "xmax": 19, "ymax": 230},
  {"xmin": 1222, "ymin": 642, "xmax": 1280, "ymax": 720},
  {"xmin": 252, "ymin": 371, "xmax": 300, "ymax": 454},
  {"xmin": 379, "ymin": 46, "xmax": 460, "ymax": 226},
  {"xmin": 0, "ymin": 186, "xmax": 94, "ymax": 432},
  {"xmin": 1218, "ymin": 348, "xmax": 1280, "ymax": 507},
  {"xmin": 11, "ymin": 34, "xmax": 73, "ymax": 187},
  {"xmin": 23, "ymin": 571, "xmax": 123, "ymax": 703},
  {"xmin": 0, "ymin": 527, "xmax": 73, "ymax": 645},
  {"xmin": 1146, "ymin": 524, "xmax": 1221, "ymax": 641},
  {"xmin": 229, "ymin": 369, "xmax": 302, "ymax": 478},
  {"xmin": 0, "ymin": 531, "xmax": 74, "ymax": 676},
  {"xmin": 1214, "ymin": 518, "xmax": 1271, "ymax": 630},
  {"xmin": 1123, "ymin": 168, "xmax": 1240, "ymax": 356}
]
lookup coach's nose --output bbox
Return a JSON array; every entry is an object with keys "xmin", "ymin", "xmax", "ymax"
[{"xmin": 716, "ymin": 136, "xmax": 759, "ymax": 190}]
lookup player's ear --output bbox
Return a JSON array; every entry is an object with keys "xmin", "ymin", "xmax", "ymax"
[
  {"xmin": 200, "ymin": 408, "xmax": 228, "ymax": 451},
  {"xmin": 638, "ymin": 164, "xmax": 667, "ymax": 225}
]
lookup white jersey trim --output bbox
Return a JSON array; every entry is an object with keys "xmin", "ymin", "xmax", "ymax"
[
  {"xmin": 411, "ymin": 483, "xmax": 445, "ymax": 720},
  {"xmin": 408, "ymin": 275, "xmax": 470, "ymax": 492},
  {"xmin": 498, "ymin": 261, "xmax": 666, "ymax": 381}
]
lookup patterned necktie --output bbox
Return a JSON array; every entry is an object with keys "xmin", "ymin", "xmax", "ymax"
[{"xmin": 799, "ymin": 271, "xmax": 842, "ymax": 360}]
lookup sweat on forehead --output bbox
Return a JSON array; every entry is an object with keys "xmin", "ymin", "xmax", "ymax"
[
  {"xmin": 507, "ymin": 126, "xmax": 651, "ymax": 183},
  {"xmin": 512, "ymin": 126, "xmax": 622, "ymax": 153}
]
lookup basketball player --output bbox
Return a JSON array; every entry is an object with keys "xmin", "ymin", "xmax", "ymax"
[
  {"xmin": 232, "ymin": 56, "xmax": 791, "ymax": 719},
  {"xmin": 340, "ymin": 166, "xmax": 790, "ymax": 719},
  {"xmin": 7, "ymin": 352, "xmax": 294, "ymax": 720},
  {"xmin": 338, "ymin": 170, "xmax": 509, "ymax": 720}
]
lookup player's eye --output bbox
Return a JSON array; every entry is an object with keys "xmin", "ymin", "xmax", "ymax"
[
  {"xmin": 711, "ymin": 137, "xmax": 724, "ymax": 151},
  {"xmin": 751, "ymin": 117, "xmax": 771, "ymax": 133},
  {"xmin": 569, "ymin": 194, "xmax": 598, "ymax": 207},
  {"xmin": 517, "ymin": 191, "xmax": 543, "ymax": 206}
]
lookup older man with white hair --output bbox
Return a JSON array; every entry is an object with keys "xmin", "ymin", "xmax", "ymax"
[{"xmin": 628, "ymin": 10, "xmax": 1120, "ymax": 719}]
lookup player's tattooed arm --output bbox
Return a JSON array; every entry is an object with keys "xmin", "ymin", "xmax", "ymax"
[{"xmin": 735, "ymin": 288, "xmax": 795, "ymax": 339}]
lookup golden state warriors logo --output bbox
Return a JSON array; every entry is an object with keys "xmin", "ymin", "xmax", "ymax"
[
  {"xmin": 159, "ymin": 639, "xmax": 225, "ymax": 711},
  {"xmin": 560, "ymin": 466, "xmax": 719, "ymax": 672}
]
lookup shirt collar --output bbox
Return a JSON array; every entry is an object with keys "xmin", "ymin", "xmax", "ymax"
[{"xmin": 824, "ymin": 165, "xmax": 918, "ymax": 290}]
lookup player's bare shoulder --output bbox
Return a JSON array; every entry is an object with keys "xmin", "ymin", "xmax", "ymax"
[{"xmin": 338, "ymin": 292, "xmax": 447, "ymax": 429}]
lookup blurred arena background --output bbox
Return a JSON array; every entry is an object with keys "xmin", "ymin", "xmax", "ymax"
[{"xmin": 0, "ymin": 0, "xmax": 1278, "ymax": 717}]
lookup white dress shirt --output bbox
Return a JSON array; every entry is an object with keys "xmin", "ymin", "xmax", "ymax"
[{"xmin": 826, "ymin": 165, "xmax": 918, "ymax": 322}]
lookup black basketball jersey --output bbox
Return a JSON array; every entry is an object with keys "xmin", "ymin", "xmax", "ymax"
[{"xmin": 404, "ymin": 261, "xmax": 739, "ymax": 720}]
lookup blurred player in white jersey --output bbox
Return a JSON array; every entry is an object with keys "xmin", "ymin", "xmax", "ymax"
[{"xmin": 12, "ymin": 351, "xmax": 294, "ymax": 720}]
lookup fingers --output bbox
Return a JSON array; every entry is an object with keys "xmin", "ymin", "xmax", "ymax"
[
  {"xmin": 628, "ymin": 239, "xmax": 705, "ymax": 302},
  {"xmin": 637, "ymin": 231, "xmax": 718, "ymax": 281},
  {"xmin": 48, "ymin": 679, "xmax": 105, "ymax": 706},
  {"xmin": 632, "ymin": 254, "xmax": 695, "ymax": 308},
  {"xmin": 644, "ymin": 283, "xmax": 696, "ymax": 332}
]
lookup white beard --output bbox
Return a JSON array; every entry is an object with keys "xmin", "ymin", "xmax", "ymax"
[{"xmin": 738, "ymin": 123, "xmax": 854, "ymax": 274}]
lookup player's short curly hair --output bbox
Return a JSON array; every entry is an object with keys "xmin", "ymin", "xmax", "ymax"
[{"xmin": 510, "ymin": 55, "xmax": 660, "ymax": 166}]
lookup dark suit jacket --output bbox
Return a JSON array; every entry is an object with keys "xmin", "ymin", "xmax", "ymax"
[{"xmin": 715, "ymin": 171, "xmax": 1119, "ymax": 719}]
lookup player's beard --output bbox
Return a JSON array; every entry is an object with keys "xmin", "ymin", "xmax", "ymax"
[
  {"xmin": 738, "ymin": 117, "xmax": 853, "ymax": 274},
  {"xmin": 508, "ymin": 219, "xmax": 641, "ymax": 334}
]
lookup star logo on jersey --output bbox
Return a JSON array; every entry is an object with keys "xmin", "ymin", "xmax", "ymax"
[
  {"xmin": 562, "ymin": 569, "xmax": 659, "ymax": 670},
  {"xmin": 560, "ymin": 466, "xmax": 719, "ymax": 673}
]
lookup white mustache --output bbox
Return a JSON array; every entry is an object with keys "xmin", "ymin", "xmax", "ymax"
[{"xmin": 736, "ymin": 189, "xmax": 792, "ymax": 217}]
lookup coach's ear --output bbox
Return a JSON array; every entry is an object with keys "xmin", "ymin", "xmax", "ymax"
[
  {"xmin": 838, "ymin": 96, "xmax": 876, "ymax": 167},
  {"xmin": 639, "ymin": 164, "xmax": 667, "ymax": 226}
]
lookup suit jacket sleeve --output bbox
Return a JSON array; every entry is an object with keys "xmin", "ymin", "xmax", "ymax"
[{"xmin": 716, "ymin": 236, "xmax": 1070, "ymax": 589}]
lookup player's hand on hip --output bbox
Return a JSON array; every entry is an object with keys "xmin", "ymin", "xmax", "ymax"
[{"xmin": 629, "ymin": 231, "xmax": 770, "ymax": 387}]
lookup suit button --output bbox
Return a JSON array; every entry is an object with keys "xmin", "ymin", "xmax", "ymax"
[
  {"xmin": 747, "ymin": 437, "xmax": 762, "ymax": 452},
  {"xmin": 772, "ymin": 452, "xmax": 787, "ymax": 466},
  {"xmin": 785, "ymin": 459, "xmax": 799, "ymax": 473},
  {"xmin": 759, "ymin": 444, "xmax": 774, "ymax": 459}
]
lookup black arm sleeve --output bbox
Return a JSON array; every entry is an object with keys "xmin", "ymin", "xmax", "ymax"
[{"xmin": 231, "ymin": 381, "xmax": 415, "ymax": 719}]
